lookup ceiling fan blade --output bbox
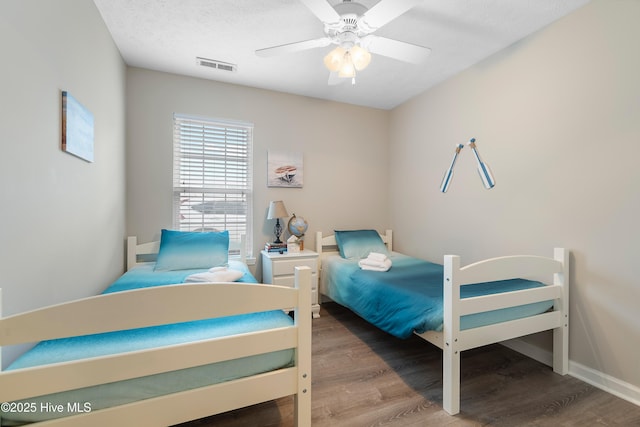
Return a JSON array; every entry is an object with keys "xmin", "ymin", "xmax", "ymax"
[
  {"xmin": 256, "ymin": 37, "xmax": 331, "ymax": 57},
  {"xmin": 361, "ymin": 0, "xmax": 423, "ymax": 30},
  {"xmin": 299, "ymin": 0, "xmax": 341, "ymax": 24},
  {"xmin": 363, "ymin": 35, "xmax": 431, "ymax": 64}
]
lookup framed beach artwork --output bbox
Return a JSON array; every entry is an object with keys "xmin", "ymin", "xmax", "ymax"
[
  {"xmin": 62, "ymin": 91, "xmax": 94, "ymax": 162},
  {"xmin": 268, "ymin": 150, "xmax": 303, "ymax": 188}
]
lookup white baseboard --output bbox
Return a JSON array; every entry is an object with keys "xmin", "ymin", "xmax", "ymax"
[
  {"xmin": 569, "ymin": 360, "xmax": 640, "ymax": 407},
  {"xmin": 501, "ymin": 338, "xmax": 640, "ymax": 408}
]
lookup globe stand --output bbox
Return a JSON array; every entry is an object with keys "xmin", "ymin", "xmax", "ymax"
[{"xmin": 287, "ymin": 214, "xmax": 308, "ymax": 251}]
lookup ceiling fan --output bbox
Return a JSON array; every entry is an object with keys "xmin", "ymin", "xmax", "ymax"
[{"xmin": 255, "ymin": 0, "xmax": 431, "ymax": 84}]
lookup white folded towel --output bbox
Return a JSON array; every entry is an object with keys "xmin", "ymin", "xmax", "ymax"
[
  {"xmin": 358, "ymin": 257, "xmax": 392, "ymax": 272},
  {"xmin": 367, "ymin": 252, "xmax": 389, "ymax": 263},
  {"xmin": 184, "ymin": 267, "xmax": 244, "ymax": 283}
]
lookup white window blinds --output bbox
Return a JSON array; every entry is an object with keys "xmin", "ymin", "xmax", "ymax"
[{"xmin": 173, "ymin": 114, "xmax": 253, "ymax": 257}]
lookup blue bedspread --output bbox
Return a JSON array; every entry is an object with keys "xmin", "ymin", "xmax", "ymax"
[
  {"xmin": 8, "ymin": 260, "xmax": 267, "ymax": 369},
  {"xmin": 102, "ymin": 259, "xmax": 256, "ymax": 293},
  {"xmin": 2, "ymin": 261, "xmax": 294, "ymax": 425},
  {"xmin": 323, "ymin": 253, "xmax": 553, "ymax": 339}
]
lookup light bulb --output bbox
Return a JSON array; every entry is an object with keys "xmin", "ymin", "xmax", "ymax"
[
  {"xmin": 350, "ymin": 45, "xmax": 371, "ymax": 71},
  {"xmin": 323, "ymin": 47, "xmax": 345, "ymax": 72},
  {"xmin": 338, "ymin": 52, "xmax": 356, "ymax": 78}
]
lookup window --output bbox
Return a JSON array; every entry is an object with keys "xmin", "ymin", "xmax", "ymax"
[{"xmin": 173, "ymin": 114, "xmax": 253, "ymax": 258}]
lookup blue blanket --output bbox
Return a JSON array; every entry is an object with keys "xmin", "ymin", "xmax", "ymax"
[
  {"xmin": 323, "ymin": 253, "xmax": 553, "ymax": 339},
  {"xmin": 102, "ymin": 260, "xmax": 255, "ymax": 293}
]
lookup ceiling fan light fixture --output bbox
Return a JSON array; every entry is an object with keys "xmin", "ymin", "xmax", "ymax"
[
  {"xmin": 337, "ymin": 51, "xmax": 356, "ymax": 78},
  {"xmin": 256, "ymin": 0, "xmax": 431, "ymax": 87},
  {"xmin": 324, "ymin": 44, "xmax": 370, "ymax": 79},
  {"xmin": 323, "ymin": 46, "xmax": 346, "ymax": 72},
  {"xmin": 350, "ymin": 45, "xmax": 371, "ymax": 71}
]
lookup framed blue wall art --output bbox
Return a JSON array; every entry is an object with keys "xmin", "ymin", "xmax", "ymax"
[{"xmin": 62, "ymin": 91, "xmax": 94, "ymax": 162}]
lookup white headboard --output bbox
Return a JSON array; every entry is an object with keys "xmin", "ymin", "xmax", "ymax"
[{"xmin": 126, "ymin": 235, "xmax": 247, "ymax": 271}]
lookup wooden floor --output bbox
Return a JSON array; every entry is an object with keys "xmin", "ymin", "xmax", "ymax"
[{"xmin": 178, "ymin": 302, "xmax": 640, "ymax": 427}]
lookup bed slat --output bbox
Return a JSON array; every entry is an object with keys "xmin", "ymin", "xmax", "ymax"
[
  {"xmin": 459, "ymin": 284, "xmax": 562, "ymax": 316},
  {"xmin": 0, "ymin": 283, "xmax": 298, "ymax": 345},
  {"xmin": 0, "ymin": 327, "xmax": 297, "ymax": 402},
  {"xmin": 415, "ymin": 330, "xmax": 444, "ymax": 349},
  {"xmin": 456, "ymin": 255, "xmax": 563, "ymax": 286},
  {"xmin": 27, "ymin": 368, "xmax": 299, "ymax": 427},
  {"xmin": 458, "ymin": 311, "xmax": 562, "ymax": 352}
]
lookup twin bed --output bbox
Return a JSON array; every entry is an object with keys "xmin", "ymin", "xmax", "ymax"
[
  {"xmin": 0, "ymin": 230, "xmax": 312, "ymax": 426},
  {"xmin": 1, "ymin": 227, "xmax": 570, "ymax": 423},
  {"xmin": 316, "ymin": 229, "xmax": 569, "ymax": 415}
]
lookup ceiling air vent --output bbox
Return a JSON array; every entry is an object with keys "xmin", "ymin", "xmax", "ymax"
[{"xmin": 196, "ymin": 57, "xmax": 237, "ymax": 72}]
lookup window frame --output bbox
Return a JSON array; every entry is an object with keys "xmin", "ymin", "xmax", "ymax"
[{"xmin": 172, "ymin": 113, "xmax": 254, "ymax": 260}]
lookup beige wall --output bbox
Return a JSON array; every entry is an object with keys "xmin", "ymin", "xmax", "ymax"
[
  {"xmin": 2, "ymin": 0, "xmax": 637, "ymax": 403},
  {"xmin": 125, "ymin": 68, "xmax": 390, "ymax": 276},
  {"xmin": 0, "ymin": 1, "xmax": 127, "ymax": 366},
  {"xmin": 390, "ymin": 0, "xmax": 640, "ymax": 394}
]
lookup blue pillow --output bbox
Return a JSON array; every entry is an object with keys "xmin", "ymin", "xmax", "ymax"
[
  {"xmin": 154, "ymin": 229, "xmax": 229, "ymax": 271},
  {"xmin": 334, "ymin": 229, "xmax": 388, "ymax": 259}
]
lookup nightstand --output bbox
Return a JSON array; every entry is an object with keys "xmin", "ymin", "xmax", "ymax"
[{"xmin": 261, "ymin": 249, "xmax": 320, "ymax": 318}]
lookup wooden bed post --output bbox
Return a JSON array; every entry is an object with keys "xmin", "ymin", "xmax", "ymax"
[
  {"xmin": 239, "ymin": 234, "xmax": 247, "ymax": 264},
  {"xmin": 126, "ymin": 236, "xmax": 137, "ymax": 271},
  {"xmin": 442, "ymin": 255, "xmax": 462, "ymax": 415},
  {"xmin": 294, "ymin": 266, "xmax": 312, "ymax": 427},
  {"xmin": 553, "ymin": 248, "xmax": 570, "ymax": 375},
  {"xmin": 385, "ymin": 229, "xmax": 393, "ymax": 252}
]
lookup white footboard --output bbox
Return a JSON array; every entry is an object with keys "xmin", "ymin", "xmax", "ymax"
[
  {"xmin": 440, "ymin": 248, "xmax": 569, "ymax": 415},
  {"xmin": 0, "ymin": 267, "xmax": 312, "ymax": 426}
]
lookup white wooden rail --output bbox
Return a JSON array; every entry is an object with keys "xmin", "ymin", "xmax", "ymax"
[{"xmin": 0, "ymin": 267, "xmax": 312, "ymax": 426}]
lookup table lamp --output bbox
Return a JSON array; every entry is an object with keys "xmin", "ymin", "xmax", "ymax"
[{"xmin": 267, "ymin": 200, "xmax": 288, "ymax": 243}]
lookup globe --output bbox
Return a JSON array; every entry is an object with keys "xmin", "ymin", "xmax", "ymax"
[{"xmin": 287, "ymin": 214, "xmax": 308, "ymax": 238}]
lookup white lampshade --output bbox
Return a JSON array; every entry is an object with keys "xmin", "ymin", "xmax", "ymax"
[
  {"xmin": 338, "ymin": 52, "xmax": 356, "ymax": 78},
  {"xmin": 323, "ymin": 46, "xmax": 346, "ymax": 72},
  {"xmin": 324, "ymin": 45, "xmax": 371, "ymax": 77},
  {"xmin": 350, "ymin": 45, "xmax": 371, "ymax": 71},
  {"xmin": 267, "ymin": 200, "xmax": 288, "ymax": 219}
]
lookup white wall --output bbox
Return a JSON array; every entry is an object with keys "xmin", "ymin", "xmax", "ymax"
[
  {"xmin": 126, "ymin": 68, "xmax": 390, "ymax": 277},
  {"xmin": 0, "ymin": 1, "xmax": 127, "ymax": 366},
  {"xmin": 3, "ymin": 0, "xmax": 637, "ymax": 404},
  {"xmin": 390, "ymin": 0, "xmax": 640, "ymax": 398}
]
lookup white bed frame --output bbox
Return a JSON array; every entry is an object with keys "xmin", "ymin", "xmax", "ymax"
[
  {"xmin": 1, "ymin": 236, "xmax": 312, "ymax": 426},
  {"xmin": 316, "ymin": 230, "xmax": 569, "ymax": 416}
]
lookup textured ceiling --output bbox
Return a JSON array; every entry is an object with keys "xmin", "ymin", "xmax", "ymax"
[{"xmin": 93, "ymin": 0, "xmax": 590, "ymax": 110}]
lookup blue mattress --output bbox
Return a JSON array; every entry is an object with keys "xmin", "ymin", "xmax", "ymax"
[
  {"xmin": 1, "ymin": 261, "xmax": 294, "ymax": 425},
  {"xmin": 322, "ymin": 253, "xmax": 553, "ymax": 339}
]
